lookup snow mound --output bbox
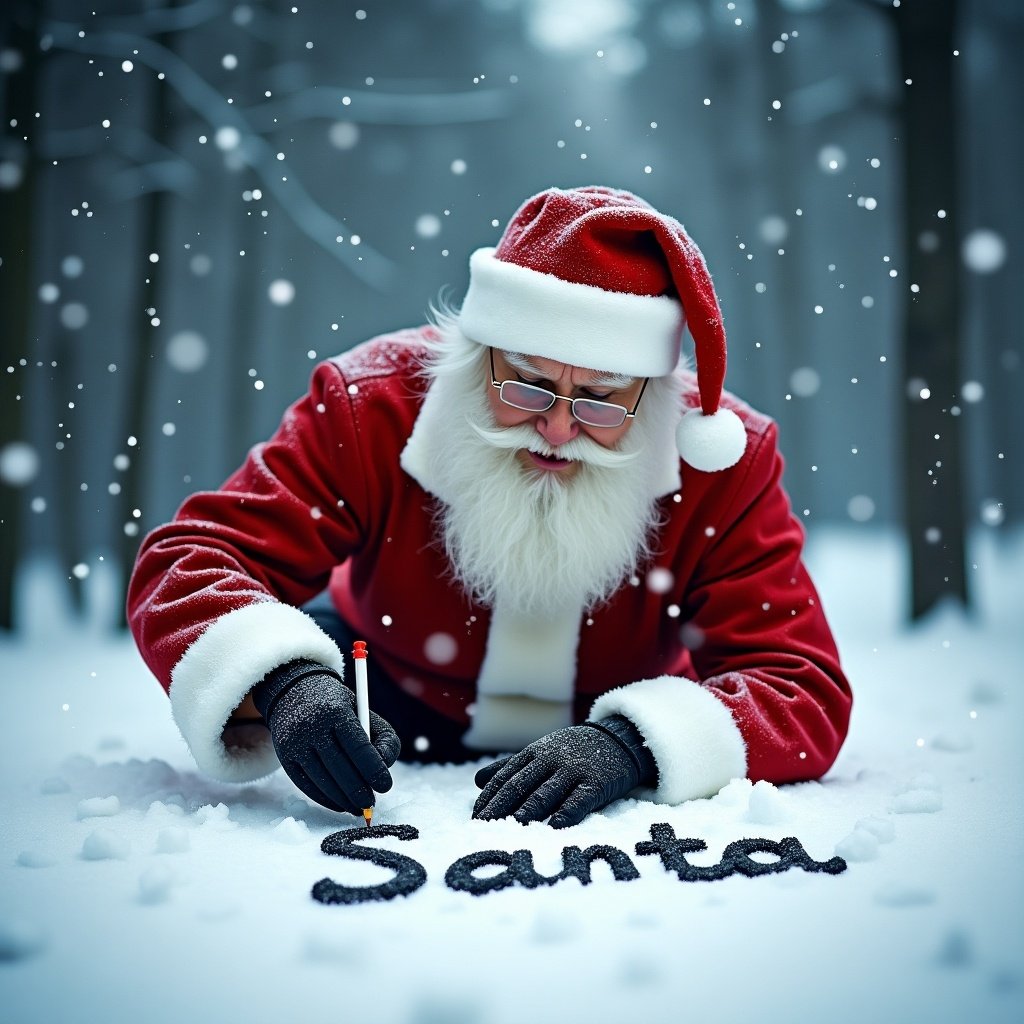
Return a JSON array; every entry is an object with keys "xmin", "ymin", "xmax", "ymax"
[
  {"xmin": 746, "ymin": 779, "xmax": 785, "ymax": 824},
  {"xmin": 81, "ymin": 828, "xmax": 131, "ymax": 861},
  {"xmin": 834, "ymin": 827, "xmax": 879, "ymax": 862},
  {"xmin": 271, "ymin": 816, "xmax": 310, "ymax": 845},
  {"xmin": 77, "ymin": 795, "xmax": 121, "ymax": 819},
  {"xmin": 155, "ymin": 827, "xmax": 190, "ymax": 854},
  {"xmin": 890, "ymin": 789, "xmax": 942, "ymax": 814},
  {"xmin": 890, "ymin": 773, "xmax": 942, "ymax": 813}
]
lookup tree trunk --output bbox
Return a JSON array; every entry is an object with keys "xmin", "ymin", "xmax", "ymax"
[
  {"xmin": 224, "ymin": 13, "xmax": 274, "ymax": 470},
  {"xmin": 117, "ymin": 2, "xmax": 177, "ymax": 625},
  {"xmin": 0, "ymin": 1, "xmax": 42, "ymax": 631},
  {"xmin": 895, "ymin": 0, "xmax": 968, "ymax": 619},
  {"xmin": 54, "ymin": 335, "xmax": 85, "ymax": 614}
]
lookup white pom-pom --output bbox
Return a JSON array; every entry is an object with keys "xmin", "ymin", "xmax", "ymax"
[{"xmin": 676, "ymin": 407, "xmax": 746, "ymax": 472}]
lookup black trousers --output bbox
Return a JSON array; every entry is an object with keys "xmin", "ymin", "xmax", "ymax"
[{"xmin": 304, "ymin": 604, "xmax": 489, "ymax": 766}]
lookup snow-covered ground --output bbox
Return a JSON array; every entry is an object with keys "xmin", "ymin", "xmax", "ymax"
[{"xmin": 1, "ymin": 527, "xmax": 1022, "ymax": 1024}]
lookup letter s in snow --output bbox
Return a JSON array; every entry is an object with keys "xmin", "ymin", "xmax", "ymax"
[{"xmin": 312, "ymin": 824, "xmax": 427, "ymax": 904}]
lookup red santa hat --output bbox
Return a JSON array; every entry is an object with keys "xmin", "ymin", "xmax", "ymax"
[{"xmin": 459, "ymin": 185, "xmax": 746, "ymax": 472}]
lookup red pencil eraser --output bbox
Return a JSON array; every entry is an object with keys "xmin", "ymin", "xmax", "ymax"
[{"xmin": 352, "ymin": 640, "xmax": 368, "ymax": 660}]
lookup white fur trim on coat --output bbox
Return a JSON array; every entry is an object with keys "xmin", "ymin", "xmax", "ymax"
[
  {"xmin": 460, "ymin": 248, "xmax": 684, "ymax": 378},
  {"xmin": 462, "ymin": 695, "xmax": 573, "ymax": 752},
  {"xmin": 474, "ymin": 597, "xmax": 581, "ymax": 704},
  {"xmin": 462, "ymin": 594, "xmax": 583, "ymax": 750},
  {"xmin": 169, "ymin": 601, "xmax": 346, "ymax": 783},
  {"xmin": 590, "ymin": 675, "xmax": 747, "ymax": 804}
]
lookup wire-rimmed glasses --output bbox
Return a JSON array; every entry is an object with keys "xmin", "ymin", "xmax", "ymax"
[{"xmin": 489, "ymin": 349, "xmax": 648, "ymax": 429}]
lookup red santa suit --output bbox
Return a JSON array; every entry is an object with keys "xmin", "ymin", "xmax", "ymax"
[{"xmin": 127, "ymin": 327, "xmax": 851, "ymax": 806}]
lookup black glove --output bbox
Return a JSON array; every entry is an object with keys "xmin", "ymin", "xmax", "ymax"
[
  {"xmin": 252, "ymin": 659, "xmax": 400, "ymax": 815},
  {"xmin": 472, "ymin": 715, "xmax": 657, "ymax": 829}
]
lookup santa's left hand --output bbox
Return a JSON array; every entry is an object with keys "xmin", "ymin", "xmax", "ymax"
[{"xmin": 472, "ymin": 716, "xmax": 657, "ymax": 829}]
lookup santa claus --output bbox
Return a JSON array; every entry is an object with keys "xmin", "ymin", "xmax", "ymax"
[{"xmin": 128, "ymin": 186, "xmax": 851, "ymax": 829}]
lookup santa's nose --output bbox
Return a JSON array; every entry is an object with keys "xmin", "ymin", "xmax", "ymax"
[{"xmin": 536, "ymin": 399, "xmax": 579, "ymax": 448}]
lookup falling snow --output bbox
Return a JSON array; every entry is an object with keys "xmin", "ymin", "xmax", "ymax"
[
  {"xmin": 268, "ymin": 280, "xmax": 296, "ymax": 306},
  {"xmin": 0, "ymin": 3, "xmax": 1019, "ymax": 1017},
  {"xmin": 962, "ymin": 229, "xmax": 1007, "ymax": 274}
]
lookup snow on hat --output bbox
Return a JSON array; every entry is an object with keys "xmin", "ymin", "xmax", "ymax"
[{"xmin": 459, "ymin": 185, "xmax": 746, "ymax": 472}]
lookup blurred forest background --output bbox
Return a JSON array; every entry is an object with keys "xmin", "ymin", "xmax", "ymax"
[{"xmin": 0, "ymin": 0, "xmax": 1020, "ymax": 632}]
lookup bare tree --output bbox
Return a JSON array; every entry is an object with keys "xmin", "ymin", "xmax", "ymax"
[
  {"xmin": 845, "ymin": 0, "xmax": 968, "ymax": 617},
  {"xmin": 0, "ymin": 0, "xmax": 43, "ymax": 631},
  {"xmin": 892, "ymin": 0, "xmax": 968, "ymax": 618},
  {"xmin": 38, "ymin": 1, "xmax": 515, "ymax": 625},
  {"xmin": 114, "ymin": 1, "xmax": 182, "ymax": 623}
]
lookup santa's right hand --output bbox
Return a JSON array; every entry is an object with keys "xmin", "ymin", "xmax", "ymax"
[{"xmin": 251, "ymin": 659, "xmax": 400, "ymax": 814}]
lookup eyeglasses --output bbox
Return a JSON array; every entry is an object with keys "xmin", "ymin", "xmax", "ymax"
[{"xmin": 489, "ymin": 349, "xmax": 648, "ymax": 429}]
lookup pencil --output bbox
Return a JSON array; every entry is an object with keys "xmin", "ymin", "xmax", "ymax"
[{"xmin": 352, "ymin": 640, "xmax": 373, "ymax": 827}]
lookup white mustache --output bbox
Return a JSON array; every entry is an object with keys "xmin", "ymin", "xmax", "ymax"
[{"xmin": 467, "ymin": 418, "xmax": 640, "ymax": 469}]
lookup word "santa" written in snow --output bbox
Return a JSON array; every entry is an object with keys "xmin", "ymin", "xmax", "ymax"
[{"xmin": 311, "ymin": 823, "xmax": 847, "ymax": 905}]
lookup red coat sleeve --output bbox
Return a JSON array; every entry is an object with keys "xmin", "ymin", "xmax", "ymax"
[
  {"xmin": 682, "ymin": 421, "xmax": 852, "ymax": 784},
  {"xmin": 592, "ymin": 419, "xmax": 851, "ymax": 802},
  {"xmin": 126, "ymin": 360, "xmax": 377, "ymax": 782}
]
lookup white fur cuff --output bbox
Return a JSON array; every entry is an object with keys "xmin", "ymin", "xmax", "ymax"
[
  {"xmin": 590, "ymin": 675, "xmax": 747, "ymax": 804},
  {"xmin": 169, "ymin": 601, "xmax": 347, "ymax": 783}
]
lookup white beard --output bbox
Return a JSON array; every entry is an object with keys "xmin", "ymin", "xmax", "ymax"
[{"xmin": 418, "ymin": 325, "xmax": 683, "ymax": 619}]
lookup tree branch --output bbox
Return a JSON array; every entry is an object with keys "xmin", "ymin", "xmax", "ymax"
[
  {"xmin": 84, "ymin": 0, "xmax": 223, "ymax": 36},
  {"xmin": 45, "ymin": 19, "xmax": 394, "ymax": 288},
  {"xmin": 41, "ymin": 125, "xmax": 200, "ymax": 195},
  {"xmin": 245, "ymin": 83, "xmax": 516, "ymax": 130}
]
